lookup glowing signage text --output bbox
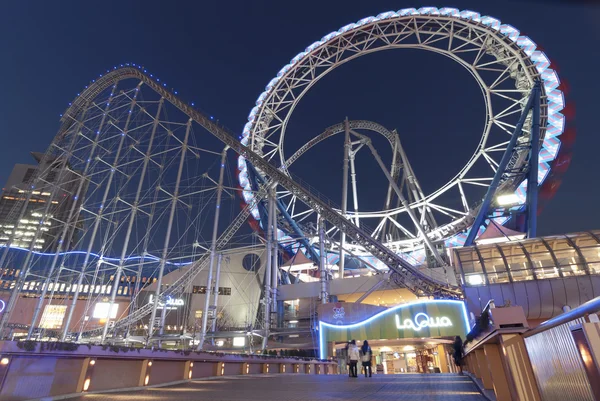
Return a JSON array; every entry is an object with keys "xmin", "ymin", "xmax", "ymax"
[
  {"xmin": 148, "ymin": 295, "xmax": 184, "ymax": 310},
  {"xmin": 395, "ymin": 313, "xmax": 452, "ymax": 331}
]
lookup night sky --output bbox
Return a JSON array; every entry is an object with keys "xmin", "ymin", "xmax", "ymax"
[{"xmin": 0, "ymin": 0, "xmax": 598, "ymax": 237}]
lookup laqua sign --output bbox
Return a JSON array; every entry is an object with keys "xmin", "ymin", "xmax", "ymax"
[
  {"xmin": 395, "ymin": 313, "xmax": 453, "ymax": 331},
  {"xmin": 148, "ymin": 295, "xmax": 184, "ymax": 310},
  {"xmin": 318, "ymin": 300, "xmax": 469, "ymax": 359}
]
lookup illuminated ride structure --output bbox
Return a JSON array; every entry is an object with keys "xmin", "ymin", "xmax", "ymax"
[
  {"xmin": 239, "ymin": 8, "xmax": 565, "ymax": 292},
  {"xmin": 0, "ymin": 7, "xmax": 568, "ymax": 347}
]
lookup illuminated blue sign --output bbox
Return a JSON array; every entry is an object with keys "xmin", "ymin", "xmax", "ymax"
[{"xmin": 318, "ymin": 300, "xmax": 469, "ymax": 359}]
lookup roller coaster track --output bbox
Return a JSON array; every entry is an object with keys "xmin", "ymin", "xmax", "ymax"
[{"xmin": 64, "ymin": 67, "xmax": 462, "ymax": 336}]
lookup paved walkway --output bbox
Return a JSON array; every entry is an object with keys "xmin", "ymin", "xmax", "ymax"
[{"xmin": 73, "ymin": 374, "xmax": 486, "ymax": 401}]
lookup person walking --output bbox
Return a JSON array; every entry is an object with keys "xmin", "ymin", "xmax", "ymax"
[
  {"xmin": 452, "ymin": 336, "xmax": 464, "ymax": 375},
  {"xmin": 348, "ymin": 339, "xmax": 360, "ymax": 378},
  {"xmin": 344, "ymin": 342, "xmax": 351, "ymax": 377},
  {"xmin": 361, "ymin": 340, "xmax": 372, "ymax": 377}
]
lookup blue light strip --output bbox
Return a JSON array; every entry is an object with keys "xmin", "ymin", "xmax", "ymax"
[
  {"xmin": 0, "ymin": 245, "xmax": 195, "ymax": 266},
  {"xmin": 318, "ymin": 299, "xmax": 470, "ymax": 360}
]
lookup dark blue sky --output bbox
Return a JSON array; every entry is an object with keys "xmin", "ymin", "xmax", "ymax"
[{"xmin": 0, "ymin": 0, "xmax": 598, "ymax": 236}]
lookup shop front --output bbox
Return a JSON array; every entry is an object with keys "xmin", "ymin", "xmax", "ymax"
[{"xmin": 318, "ymin": 300, "xmax": 469, "ymax": 373}]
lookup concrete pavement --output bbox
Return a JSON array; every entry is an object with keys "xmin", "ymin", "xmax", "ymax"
[{"xmin": 70, "ymin": 373, "xmax": 486, "ymax": 401}]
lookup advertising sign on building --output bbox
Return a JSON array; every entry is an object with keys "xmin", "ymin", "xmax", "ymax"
[{"xmin": 318, "ymin": 300, "xmax": 470, "ymax": 359}]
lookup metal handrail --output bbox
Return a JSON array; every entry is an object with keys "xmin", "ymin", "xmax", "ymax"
[{"xmin": 524, "ymin": 295, "xmax": 600, "ymax": 338}]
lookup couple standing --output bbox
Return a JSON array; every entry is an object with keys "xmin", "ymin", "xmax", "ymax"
[{"xmin": 347, "ymin": 340, "xmax": 372, "ymax": 378}]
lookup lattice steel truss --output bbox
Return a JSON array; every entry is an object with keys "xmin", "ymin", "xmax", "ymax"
[
  {"xmin": 238, "ymin": 7, "xmax": 565, "ymax": 262},
  {"xmin": 0, "ymin": 64, "xmax": 462, "ymax": 342}
]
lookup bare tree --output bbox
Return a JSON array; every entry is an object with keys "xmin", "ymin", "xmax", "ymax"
[{"xmin": 214, "ymin": 309, "xmax": 236, "ymax": 332}]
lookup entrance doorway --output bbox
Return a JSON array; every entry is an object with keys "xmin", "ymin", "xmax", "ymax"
[{"xmin": 334, "ymin": 338, "xmax": 453, "ymax": 375}]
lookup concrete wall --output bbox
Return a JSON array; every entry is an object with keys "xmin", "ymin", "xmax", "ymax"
[
  {"xmin": 0, "ymin": 294, "xmax": 131, "ymax": 333},
  {"xmin": 1, "ymin": 355, "xmax": 86, "ymax": 401},
  {"xmin": 88, "ymin": 359, "xmax": 144, "ymax": 391},
  {"xmin": 0, "ymin": 341, "xmax": 335, "ymax": 401},
  {"xmin": 144, "ymin": 246, "xmax": 267, "ymax": 328}
]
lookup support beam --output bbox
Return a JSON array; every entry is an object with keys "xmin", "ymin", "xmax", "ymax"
[
  {"xmin": 142, "ymin": 118, "xmax": 191, "ymax": 344},
  {"xmin": 339, "ymin": 118, "xmax": 350, "ymax": 278},
  {"xmin": 63, "ymin": 83, "xmax": 133, "ymax": 341},
  {"xmin": 355, "ymin": 275, "xmax": 388, "ymax": 304},
  {"xmin": 464, "ymin": 81, "xmax": 541, "ymax": 247},
  {"xmin": 270, "ymin": 191, "xmax": 279, "ymax": 311},
  {"xmin": 318, "ymin": 216, "xmax": 328, "ymax": 304},
  {"xmin": 199, "ymin": 147, "xmax": 228, "ymax": 348},
  {"xmin": 349, "ymin": 150, "xmax": 360, "ymax": 227},
  {"xmin": 359, "ymin": 136, "xmax": 445, "ymax": 267},
  {"xmin": 261, "ymin": 186, "xmax": 275, "ymax": 350},
  {"xmin": 527, "ymin": 80, "xmax": 541, "ymax": 238},
  {"xmin": 210, "ymin": 253, "xmax": 223, "ymax": 334}
]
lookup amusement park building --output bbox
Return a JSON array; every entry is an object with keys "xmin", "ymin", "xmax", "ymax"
[{"xmin": 2, "ymin": 230, "xmax": 600, "ymax": 343}]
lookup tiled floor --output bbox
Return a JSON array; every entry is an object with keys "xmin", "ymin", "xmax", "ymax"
[{"xmin": 72, "ymin": 374, "xmax": 487, "ymax": 401}]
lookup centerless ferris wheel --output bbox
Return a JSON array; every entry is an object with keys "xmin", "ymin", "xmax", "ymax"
[{"xmin": 238, "ymin": 7, "xmax": 565, "ymax": 278}]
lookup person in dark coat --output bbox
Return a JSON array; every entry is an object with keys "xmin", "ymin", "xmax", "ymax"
[
  {"xmin": 452, "ymin": 336, "xmax": 464, "ymax": 374},
  {"xmin": 361, "ymin": 340, "xmax": 372, "ymax": 377}
]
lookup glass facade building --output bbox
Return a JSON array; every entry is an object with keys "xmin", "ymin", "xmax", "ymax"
[{"xmin": 453, "ymin": 230, "xmax": 600, "ymax": 287}]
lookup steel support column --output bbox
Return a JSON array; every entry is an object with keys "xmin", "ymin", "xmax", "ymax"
[
  {"xmin": 318, "ymin": 216, "xmax": 328, "ymax": 304},
  {"xmin": 527, "ymin": 80, "xmax": 541, "ymax": 238},
  {"xmin": 142, "ymin": 119, "xmax": 192, "ymax": 344},
  {"xmin": 210, "ymin": 253, "xmax": 223, "ymax": 334},
  {"xmin": 339, "ymin": 118, "xmax": 350, "ymax": 279},
  {"xmin": 261, "ymin": 186, "xmax": 275, "ymax": 350},
  {"xmin": 63, "ymin": 83, "xmax": 135, "ymax": 341},
  {"xmin": 361, "ymin": 138, "xmax": 445, "ymax": 267},
  {"xmin": 198, "ymin": 147, "xmax": 228, "ymax": 349},
  {"xmin": 464, "ymin": 81, "xmax": 541, "ymax": 247}
]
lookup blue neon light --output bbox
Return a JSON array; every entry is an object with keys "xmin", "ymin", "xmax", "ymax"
[
  {"xmin": 0, "ymin": 245, "xmax": 194, "ymax": 266},
  {"xmin": 318, "ymin": 299, "xmax": 470, "ymax": 360}
]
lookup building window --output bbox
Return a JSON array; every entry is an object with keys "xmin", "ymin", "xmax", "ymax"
[
  {"xmin": 242, "ymin": 253, "xmax": 261, "ymax": 272},
  {"xmin": 192, "ymin": 285, "xmax": 207, "ymax": 294},
  {"xmin": 22, "ymin": 168, "xmax": 36, "ymax": 184},
  {"xmin": 39, "ymin": 305, "xmax": 67, "ymax": 329},
  {"xmin": 195, "ymin": 310, "xmax": 203, "ymax": 319},
  {"xmin": 192, "ymin": 286, "xmax": 231, "ymax": 295},
  {"xmin": 218, "ymin": 287, "xmax": 232, "ymax": 296}
]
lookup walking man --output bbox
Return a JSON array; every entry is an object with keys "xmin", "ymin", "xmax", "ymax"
[{"xmin": 348, "ymin": 339, "xmax": 360, "ymax": 378}]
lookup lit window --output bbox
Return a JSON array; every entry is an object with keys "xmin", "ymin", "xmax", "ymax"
[
  {"xmin": 39, "ymin": 305, "xmax": 67, "ymax": 329},
  {"xmin": 93, "ymin": 303, "xmax": 118, "ymax": 319}
]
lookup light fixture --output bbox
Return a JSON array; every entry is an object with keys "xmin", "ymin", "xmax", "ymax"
[
  {"xmin": 89, "ymin": 360, "xmax": 96, "ymax": 366},
  {"xmin": 467, "ymin": 275, "xmax": 484, "ymax": 285},
  {"xmin": 289, "ymin": 320, "xmax": 299, "ymax": 324},
  {"xmin": 83, "ymin": 378, "xmax": 91, "ymax": 391},
  {"xmin": 0, "ymin": 357, "xmax": 9, "ymax": 365},
  {"xmin": 144, "ymin": 375, "xmax": 150, "ymax": 385},
  {"xmin": 497, "ymin": 193, "xmax": 520, "ymax": 206}
]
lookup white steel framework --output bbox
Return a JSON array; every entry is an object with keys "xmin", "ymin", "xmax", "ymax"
[{"xmin": 238, "ymin": 8, "xmax": 565, "ymax": 266}]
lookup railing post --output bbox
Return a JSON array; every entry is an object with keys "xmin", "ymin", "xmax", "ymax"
[
  {"xmin": 499, "ymin": 334, "xmax": 541, "ymax": 401},
  {"xmin": 475, "ymin": 349, "xmax": 494, "ymax": 390},
  {"xmin": 483, "ymin": 344, "xmax": 511, "ymax": 401}
]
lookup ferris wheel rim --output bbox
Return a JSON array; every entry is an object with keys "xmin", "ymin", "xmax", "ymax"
[{"xmin": 237, "ymin": 7, "xmax": 564, "ymax": 246}]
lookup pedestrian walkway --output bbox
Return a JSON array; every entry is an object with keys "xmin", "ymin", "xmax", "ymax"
[{"xmin": 72, "ymin": 373, "xmax": 486, "ymax": 401}]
